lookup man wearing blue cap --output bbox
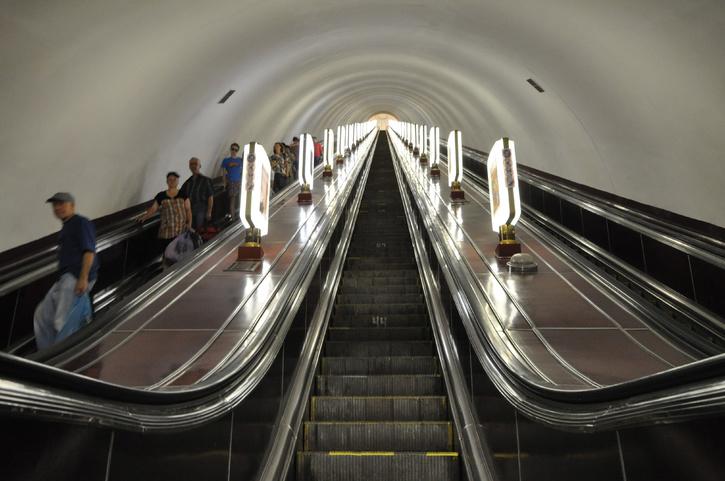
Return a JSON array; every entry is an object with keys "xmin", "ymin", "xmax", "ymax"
[{"xmin": 34, "ymin": 193, "xmax": 99, "ymax": 349}]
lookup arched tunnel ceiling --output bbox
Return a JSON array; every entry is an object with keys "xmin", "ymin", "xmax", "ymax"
[{"xmin": 1, "ymin": 0, "xmax": 724, "ymax": 250}]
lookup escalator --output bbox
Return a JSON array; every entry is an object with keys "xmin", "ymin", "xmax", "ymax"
[
  {"xmin": 297, "ymin": 133, "xmax": 459, "ymax": 480},
  {"xmin": 1, "ymin": 131, "xmax": 723, "ymax": 481}
]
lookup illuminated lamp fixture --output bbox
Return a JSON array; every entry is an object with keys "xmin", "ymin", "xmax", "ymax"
[
  {"xmin": 429, "ymin": 127, "xmax": 440, "ymax": 176},
  {"xmin": 419, "ymin": 125, "xmax": 428, "ymax": 165},
  {"xmin": 323, "ymin": 129, "xmax": 334, "ymax": 179},
  {"xmin": 297, "ymin": 133, "xmax": 314, "ymax": 204},
  {"xmin": 487, "ymin": 137, "xmax": 522, "ymax": 260},
  {"xmin": 447, "ymin": 130, "xmax": 464, "ymax": 201},
  {"xmin": 237, "ymin": 142, "xmax": 272, "ymax": 261},
  {"xmin": 335, "ymin": 126, "xmax": 345, "ymax": 164}
]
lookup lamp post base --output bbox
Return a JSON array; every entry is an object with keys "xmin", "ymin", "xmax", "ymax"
[
  {"xmin": 322, "ymin": 167, "xmax": 333, "ymax": 178},
  {"xmin": 450, "ymin": 189, "xmax": 465, "ymax": 202},
  {"xmin": 495, "ymin": 242, "xmax": 522, "ymax": 261},
  {"xmin": 298, "ymin": 191, "xmax": 313, "ymax": 204},
  {"xmin": 430, "ymin": 166, "xmax": 440, "ymax": 177},
  {"xmin": 237, "ymin": 243, "xmax": 264, "ymax": 261}
]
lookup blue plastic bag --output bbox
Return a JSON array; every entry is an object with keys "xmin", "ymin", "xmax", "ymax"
[{"xmin": 56, "ymin": 293, "xmax": 92, "ymax": 343}]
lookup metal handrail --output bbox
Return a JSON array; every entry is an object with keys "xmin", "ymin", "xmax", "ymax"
[
  {"xmin": 0, "ymin": 217, "xmax": 158, "ymax": 296},
  {"xmin": 0, "ymin": 170, "xmax": 316, "ymax": 297},
  {"xmin": 435, "ymin": 149, "xmax": 725, "ymax": 353},
  {"xmin": 452, "ymin": 159, "xmax": 725, "ymax": 352},
  {"xmin": 254, "ymin": 133, "xmax": 376, "ymax": 481},
  {"xmin": 0, "ymin": 137, "xmax": 377, "ymax": 431},
  {"xmin": 392, "ymin": 129, "xmax": 725, "ymax": 431},
  {"xmin": 443, "ymin": 140, "xmax": 725, "ymax": 267},
  {"xmin": 389, "ymin": 138, "xmax": 499, "ymax": 481}
]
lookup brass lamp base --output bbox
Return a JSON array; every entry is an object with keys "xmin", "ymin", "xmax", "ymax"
[
  {"xmin": 322, "ymin": 165, "xmax": 333, "ymax": 178},
  {"xmin": 298, "ymin": 184, "xmax": 313, "ymax": 204},
  {"xmin": 298, "ymin": 192, "xmax": 313, "ymax": 204},
  {"xmin": 495, "ymin": 242, "xmax": 521, "ymax": 260},
  {"xmin": 238, "ymin": 229, "xmax": 264, "ymax": 260},
  {"xmin": 430, "ymin": 165, "xmax": 440, "ymax": 177},
  {"xmin": 238, "ymin": 244, "xmax": 264, "ymax": 261},
  {"xmin": 450, "ymin": 181, "xmax": 465, "ymax": 202},
  {"xmin": 420, "ymin": 153, "xmax": 428, "ymax": 164},
  {"xmin": 336, "ymin": 154, "xmax": 345, "ymax": 165},
  {"xmin": 495, "ymin": 224, "xmax": 521, "ymax": 260}
]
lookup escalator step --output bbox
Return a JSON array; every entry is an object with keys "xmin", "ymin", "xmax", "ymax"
[
  {"xmin": 320, "ymin": 356, "xmax": 439, "ymax": 375},
  {"xmin": 325, "ymin": 340, "xmax": 434, "ymax": 357},
  {"xmin": 331, "ymin": 313, "xmax": 427, "ymax": 327},
  {"xmin": 297, "ymin": 134, "xmax": 460, "ymax": 480},
  {"xmin": 297, "ymin": 451, "xmax": 460, "ymax": 481},
  {"xmin": 316, "ymin": 375, "xmax": 444, "ymax": 396},
  {"xmin": 327, "ymin": 327, "xmax": 430, "ymax": 341},
  {"xmin": 303, "ymin": 421, "xmax": 452, "ymax": 451},
  {"xmin": 311, "ymin": 396, "xmax": 447, "ymax": 421},
  {"xmin": 341, "ymin": 276, "xmax": 420, "ymax": 288},
  {"xmin": 334, "ymin": 303, "xmax": 427, "ymax": 315},
  {"xmin": 336, "ymin": 293, "xmax": 424, "ymax": 305},
  {"xmin": 347, "ymin": 247, "xmax": 414, "ymax": 257},
  {"xmin": 345, "ymin": 260, "xmax": 417, "ymax": 270},
  {"xmin": 338, "ymin": 283, "xmax": 422, "ymax": 295},
  {"xmin": 345, "ymin": 270, "xmax": 419, "ymax": 278}
]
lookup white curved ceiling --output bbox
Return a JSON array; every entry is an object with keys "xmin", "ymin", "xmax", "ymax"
[{"xmin": 1, "ymin": 0, "xmax": 724, "ymax": 250}]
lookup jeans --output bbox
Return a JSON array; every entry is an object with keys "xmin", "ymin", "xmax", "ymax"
[{"xmin": 34, "ymin": 273, "xmax": 96, "ymax": 350}]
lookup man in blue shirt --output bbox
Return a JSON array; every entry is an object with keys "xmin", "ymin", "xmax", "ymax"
[
  {"xmin": 34, "ymin": 193, "xmax": 99, "ymax": 349},
  {"xmin": 221, "ymin": 143, "xmax": 243, "ymax": 219}
]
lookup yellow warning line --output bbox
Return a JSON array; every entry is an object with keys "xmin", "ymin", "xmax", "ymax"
[{"xmin": 426, "ymin": 452, "xmax": 459, "ymax": 457}]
